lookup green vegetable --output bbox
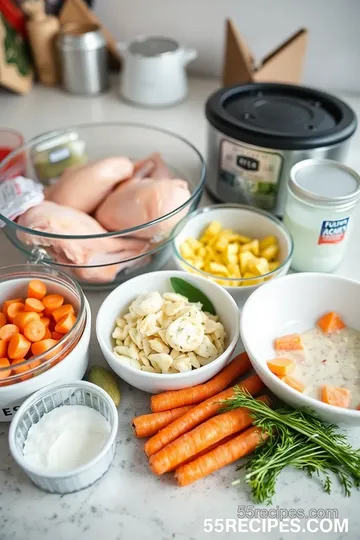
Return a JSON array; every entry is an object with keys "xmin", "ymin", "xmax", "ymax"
[
  {"xmin": 222, "ymin": 388, "xmax": 360, "ymax": 504},
  {"xmin": 87, "ymin": 365, "xmax": 121, "ymax": 407},
  {"xmin": 170, "ymin": 277, "xmax": 216, "ymax": 315}
]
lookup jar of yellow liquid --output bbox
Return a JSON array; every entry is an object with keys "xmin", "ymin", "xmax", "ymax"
[{"xmin": 284, "ymin": 159, "xmax": 360, "ymax": 272}]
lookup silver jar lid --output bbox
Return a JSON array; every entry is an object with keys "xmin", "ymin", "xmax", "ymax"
[
  {"xmin": 128, "ymin": 36, "xmax": 179, "ymax": 57},
  {"xmin": 58, "ymin": 23, "xmax": 106, "ymax": 51},
  {"xmin": 289, "ymin": 159, "xmax": 360, "ymax": 207}
]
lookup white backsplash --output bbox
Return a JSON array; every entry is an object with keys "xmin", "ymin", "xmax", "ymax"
[{"xmin": 95, "ymin": 0, "xmax": 360, "ymax": 92}]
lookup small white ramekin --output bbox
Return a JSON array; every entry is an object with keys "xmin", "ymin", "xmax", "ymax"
[{"xmin": 9, "ymin": 381, "xmax": 118, "ymax": 494}]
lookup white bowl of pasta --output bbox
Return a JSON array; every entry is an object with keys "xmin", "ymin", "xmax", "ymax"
[{"xmin": 96, "ymin": 271, "xmax": 240, "ymax": 393}]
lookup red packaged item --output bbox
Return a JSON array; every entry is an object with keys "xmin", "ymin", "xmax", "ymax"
[{"xmin": 0, "ymin": 0, "xmax": 26, "ymax": 37}]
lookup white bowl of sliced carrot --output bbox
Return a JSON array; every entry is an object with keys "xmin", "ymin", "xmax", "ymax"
[
  {"xmin": 240, "ymin": 272, "xmax": 360, "ymax": 425},
  {"xmin": 0, "ymin": 264, "xmax": 91, "ymax": 422},
  {"xmin": 96, "ymin": 271, "xmax": 240, "ymax": 393}
]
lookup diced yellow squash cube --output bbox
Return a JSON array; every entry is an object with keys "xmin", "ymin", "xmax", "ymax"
[
  {"xmin": 199, "ymin": 234, "xmax": 209, "ymax": 245},
  {"xmin": 228, "ymin": 264, "xmax": 241, "ymax": 278},
  {"xmin": 192, "ymin": 257, "xmax": 204, "ymax": 270},
  {"xmin": 226, "ymin": 254, "xmax": 238, "ymax": 265},
  {"xmin": 197, "ymin": 246, "xmax": 206, "ymax": 258},
  {"xmin": 259, "ymin": 235, "xmax": 278, "ymax": 250},
  {"xmin": 243, "ymin": 272, "xmax": 264, "ymax": 286},
  {"xmin": 215, "ymin": 235, "xmax": 228, "ymax": 252},
  {"xmin": 269, "ymin": 260, "xmax": 281, "ymax": 272},
  {"xmin": 180, "ymin": 242, "xmax": 194, "ymax": 259},
  {"xmin": 209, "ymin": 262, "xmax": 229, "ymax": 276},
  {"xmin": 221, "ymin": 229, "xmax": 234, "ymax": 238},
  {"xmin": 205, "ymin": 221, "xmax": 222, "ymax": 236},
  {"xmin": 239, "ymin": 251, "xmax": 256, "ymax": 274},
  {"xmin": 249, "ymin": 257, "xmax": 270, "ymax": 276},
  {"xmin": 186, "ymin": 237, "xmax": 202, "ymax": 252},
  {"xmin": 227, "ymin": 243, "xmax": 239, "ymax": 255},
  {"xmin": 261, "ymin": 244, "xmax": 280, "ymax": 261},
  {"xmin": 227, "ymin": 233, "xmax": 252, "ymax": 244},
  {"xmin": 240, "ymin": 239, "xmax": 260, "ymax": 256}
]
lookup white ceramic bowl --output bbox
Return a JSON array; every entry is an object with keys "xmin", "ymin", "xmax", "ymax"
[
  {"xmin": 240, "ymin": 272, "xmax": 360, "ymax": 425},
  {"xmin": 0, "ymin": 265, "xmax": 91, "ymax": 422},
  {"xmin": 172, "ymin": 204, "xmax": 293, "ymax": 306},
  {"xmin": 9, "ymin": 381, "xmax": 118, "ymax": 494},
  {"xmin": 96, "ymin": 271, "xmax": 240, "ymax": 393}
]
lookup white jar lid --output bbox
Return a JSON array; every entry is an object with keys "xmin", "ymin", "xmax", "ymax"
[{"xmin": 289, "ymin": 159, "xmax": 360, "ymax": 207}]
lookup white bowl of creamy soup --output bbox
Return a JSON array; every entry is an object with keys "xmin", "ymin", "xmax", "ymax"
[{"xmin": 240, "ymin": 273, "xmax": 360, "ymax": 425}]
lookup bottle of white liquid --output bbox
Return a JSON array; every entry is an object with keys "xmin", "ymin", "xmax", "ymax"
[{"xmin": 283, "ymin": 159, "xmax": 360, "ymax": 273}]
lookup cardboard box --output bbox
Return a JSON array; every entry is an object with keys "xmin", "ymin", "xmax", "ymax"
[
  {"xmin": 0, "ymin": 13, "xmax": 33, "ymax": 94},
  {"xmin": 223, "ymin": 19, "xmax": 308, "ymax": 87}
]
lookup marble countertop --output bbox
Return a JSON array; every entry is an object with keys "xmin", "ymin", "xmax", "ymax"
[{"xmin": 1, "ymin": 78, "xmax": 360, "ymax": 540}]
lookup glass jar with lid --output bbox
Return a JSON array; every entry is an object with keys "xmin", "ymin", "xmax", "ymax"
[{"xmin": 283, "ymin": 159, "xmax": 360, "ymax": 273}]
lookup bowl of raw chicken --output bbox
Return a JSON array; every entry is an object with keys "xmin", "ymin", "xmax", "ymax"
[{"xmin": 0, "ymin": 123, "xmax": 206, "ymax": 289}]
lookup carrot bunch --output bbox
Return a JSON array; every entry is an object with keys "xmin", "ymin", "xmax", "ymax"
[
  {"xmin": 0, "ymin": 280, "xmax": 77, "ymax": 385},
  {"xmin": 131, "ymin": 352, "xmax": 270, "ymax": 486}
]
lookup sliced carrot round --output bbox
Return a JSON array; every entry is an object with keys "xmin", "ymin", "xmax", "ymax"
[
  {"xmin": 0, "ymin": 324, "xmax": 19, "ymax": 342},
  {"xmin": 0, "ymin": 340, "xmax": 7, "ymax": 357},
  {"xmin": 0, "ymin": 358, "xmax": 11, "ymax": 379},
  {"xmin": 13, "ymin": 311, "xmax": 40, "ymax": 332},
  {"xmin": 43, "ymin": 327, "xmax": 53, "ymax": 339},
  {"xmin": 42, "ymin": 294, "xmax": 64, "ymax": 315},
  {"xmin": 8, "ymin": 333, "xmax": 31, "ymax": 360},
  {"xmin": 52, "ymin": 331, "xmax": 64, "ymax": 340},
  {"xmin": 27, "ymin": 356, "xmax": 41, "ymax": 370},
  {"xmin": 3, "ymin": 298, "xmax": 22, "ymax": 316},
  {"xmin": 6, "ymin": 302, "xmax": 25, "ymax": 322},
  {"xmin": 52, "ymin": 304, "xmax": 75, "ymax": 323},
  {"xmin": 39, "ymin": 316, "xmax": 50, "ymax": 328},
  {"xmin": 24, "ymin": 298, "xmax": 45, "ymax": 313},
  {"xmin": 55, "ymin": 312, "xmax": 76, "ymax": 334},
  {"xmin": 31, "ymin": 339, "xmax": 58, "ymax": 356},
  {"xmin": 0, "ymin": 313, "xmax": 6, "ymax": 329},
  {"xmin": 27, "ymin": 280, "xmax": 47, "ymax": 300},
  {"xmin": 11, "ymin": 357, "xmax": 31, "ymax": 375},
  {"xmin": 23, "ymin": 320, "xmax": 46, "ymax": 342}
]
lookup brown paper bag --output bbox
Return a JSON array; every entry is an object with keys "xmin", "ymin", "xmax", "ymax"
[{"xmin": 0, "ymin": 13, "xmax": 33, "ymax": 94}]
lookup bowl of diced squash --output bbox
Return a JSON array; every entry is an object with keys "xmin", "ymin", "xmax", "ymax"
[{"xmin": 172, "ymin": 204, "xmax": 293, "ymax": 305}]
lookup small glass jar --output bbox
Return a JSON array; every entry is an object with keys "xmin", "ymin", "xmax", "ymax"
[{"xmin": 283, "ymin": 159, "xmax": 360, "ymax": 273}]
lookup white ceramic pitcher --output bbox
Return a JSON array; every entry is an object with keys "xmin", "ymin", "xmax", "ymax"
[{"xmin": 117, "ymin": 36, "xmax": 197, "ymax": 107}]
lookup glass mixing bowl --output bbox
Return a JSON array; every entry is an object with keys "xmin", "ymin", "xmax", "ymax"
[{"xmin": 0, "ymin": 123, "xmax": 206, "ymax": 290}]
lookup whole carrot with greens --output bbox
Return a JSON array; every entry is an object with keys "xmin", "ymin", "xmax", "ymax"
[
  {"xmin": 150, "ymin": 352, "xmax": 251, "ymax": 412},
  {"xmin": 149, "ymin": 395, "xmax": 270, "ymax": 475},
  {"xmin": 132, "ymin": 406, "xmax": 193, "ymax": 438},
  {"xmin": 223, "ymin": 388, "xmax": 360, "ymax": 504},
  {"xmin": 175, "ymin": 426, "xmax": 269, "ymax": 486},
  {"xmin": 145, "ymin": 373, "xmax": 263, "ymax": 457}
]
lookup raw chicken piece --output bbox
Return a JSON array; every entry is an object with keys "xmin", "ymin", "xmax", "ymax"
[
  {"xmin": 133, "ymin": 153, "xmax": 172, "ymax": 179},
  {"xmin": 95, "ymin": 177, "xmax": 191, "ymax": 240},
  {"xmin": 53, "ymin": 250, "xmax": 151, "ymax": 283},
  {"xmin": 17, "ymin": 201, "xmax": 148, "ymax": 269},
  {"xmin": 45, "ymin": 157, "xmax": 134, "ymax": 214}
]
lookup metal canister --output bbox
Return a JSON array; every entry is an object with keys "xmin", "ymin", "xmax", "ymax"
[{"xmin": 58, "ymin": 23, "xmax": 108, "ymax": 95}]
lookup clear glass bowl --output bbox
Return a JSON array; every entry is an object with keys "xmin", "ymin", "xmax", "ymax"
[{"xmin": 0, "ymin": 123, "xmax": 205, "ymax": 290}]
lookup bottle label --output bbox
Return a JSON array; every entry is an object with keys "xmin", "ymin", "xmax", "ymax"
[
  {"xmin": 318, "ymin": 217, "xmax": 350, "ymax": 245},
  {"xmin": 219, "ymin": 139, "xmax": 283, "ymax": 211}
]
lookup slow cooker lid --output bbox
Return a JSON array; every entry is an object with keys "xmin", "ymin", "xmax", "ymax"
[{"xmin": 205, "ymin": 83, "xmax": 357, "ymax": 150}]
